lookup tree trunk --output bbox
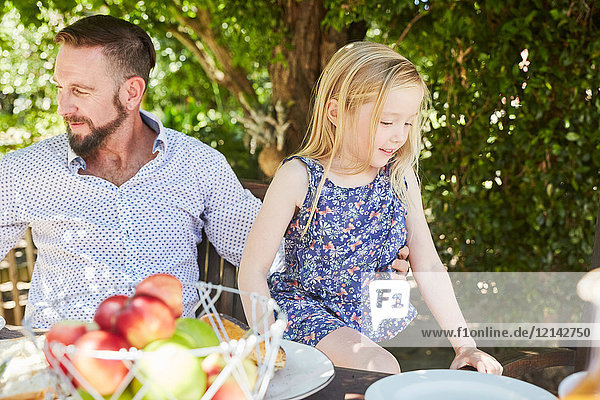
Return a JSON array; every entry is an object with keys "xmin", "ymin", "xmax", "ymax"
[{"xmin": 268, "ymin": 0, "xmax": 366, "ymax": 155}]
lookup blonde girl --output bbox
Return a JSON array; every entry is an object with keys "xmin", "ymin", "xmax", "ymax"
[{"xmin": 239, "ymin": 41, "xmax": 502, "ymax": 374}]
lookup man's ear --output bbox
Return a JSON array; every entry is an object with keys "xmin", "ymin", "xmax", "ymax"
[
  {"xmin": 326, "ymin": 99, "xmax": 338, "ymax": 126},
  {"xmin": 121, "ymin": 76, "xmax": 146, "ymax": 111}
]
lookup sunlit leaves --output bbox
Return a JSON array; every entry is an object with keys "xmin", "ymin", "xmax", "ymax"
[{"xmin": 1, "ymin": 0, "xmax": 598, "ymax": 271}]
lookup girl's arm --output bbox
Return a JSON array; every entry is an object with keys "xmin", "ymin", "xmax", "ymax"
[
  {"xmin": 404, "ymin": 169, "xmax": 503, "ymax": 374},
  {"xmin": 238, "ymin": 159, "xmax": 308, "ymax": 329}
]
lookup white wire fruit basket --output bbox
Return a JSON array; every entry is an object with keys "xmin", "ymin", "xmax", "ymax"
[{"xmin": 23, "ymin": 281, "xmax": 287, "ymax": 400}]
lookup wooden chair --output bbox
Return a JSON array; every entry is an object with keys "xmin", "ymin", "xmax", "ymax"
[
  {"xmin": 499, "ymin": 199, "xmax": 600, "ymax": 378},
  {"xmin": 197, "ymin": 180, "xmax": 269, "ymax": 326},
  {"xmin": 0, "ymin": 229, "xmax": 35, "ymax": 325}
]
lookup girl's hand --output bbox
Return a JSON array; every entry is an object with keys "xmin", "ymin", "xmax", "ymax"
[
  {"xmin": 450, "ymin": 346, "xmax": 503, "ymax": 375},
  {"xmin": 390, "ymin": 246, "xmax": 410, "ymax": 279}
]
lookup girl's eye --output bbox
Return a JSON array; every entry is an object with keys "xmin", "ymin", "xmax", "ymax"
[
  {"xmin": 405, "ymin": 122, "xmax": 413, "ymax": 127},
  {"xmin": 380, "ymin": 121, "xmax": 393, "ymax": 126}
]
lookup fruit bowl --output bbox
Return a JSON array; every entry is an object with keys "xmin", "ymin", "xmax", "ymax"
[{"xmin": 22, "ymin": 280, "xmax": 287, "ymax": 400}]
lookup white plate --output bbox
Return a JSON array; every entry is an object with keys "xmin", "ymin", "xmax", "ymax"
[
  {"xmin": 0, "ymin": 315, "xmax": 5, "ymax": 331},
  {"xmin": 264, "ymin": 339, "xmax": 335, "ymax": 400},
  {"xmin": 365, "ymin": 369, "xmax": 556, "ymax": 400}
]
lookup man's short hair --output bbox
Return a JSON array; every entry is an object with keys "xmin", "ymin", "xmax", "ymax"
[{"xmin": 55, "ymin": 15, "xmax": 156, "ymax": 91}]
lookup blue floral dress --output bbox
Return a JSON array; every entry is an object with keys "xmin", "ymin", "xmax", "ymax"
[{"xmin": 268, "ymin": 156, "xmax": 417, "ymax": 346}]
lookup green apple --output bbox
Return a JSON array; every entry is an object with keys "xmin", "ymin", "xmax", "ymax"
[
  {"xmin": 175, "ymin": 318, "xmax": 220, "ymax": 349},
  {"xmin": 77, "ymin": 387, "xmax": 133, "ymax": 400},
  {"xmin": 167, "ymin": 331, "xmax": 197, "ymax": 349},
  {"xmin": 133, "ymin": 339, "xmax": 206, "ymax": 400}
]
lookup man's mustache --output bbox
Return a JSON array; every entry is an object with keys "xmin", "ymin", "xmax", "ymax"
[{"xmin": 64, "ymin": 116, "xmax": 92, "ymax": 125}]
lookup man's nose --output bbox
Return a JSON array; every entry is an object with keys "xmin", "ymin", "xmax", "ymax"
[{"xmin": 56, "ymin": 92, "xmax": 76, "ymax": 117}]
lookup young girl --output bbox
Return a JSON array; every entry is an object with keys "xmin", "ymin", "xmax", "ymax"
[{"xmin": 239, "ymin": 41, "xmax": 502, "ymax": 375}]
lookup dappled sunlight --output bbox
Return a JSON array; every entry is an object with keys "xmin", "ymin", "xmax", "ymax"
[{"xmin": 518, "ymin": 48, "xmax": 530, "ymax": 72}]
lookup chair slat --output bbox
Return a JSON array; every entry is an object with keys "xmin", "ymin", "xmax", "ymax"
[
  {"xmin": 0, "ymin": 278, "xmax": 4, "ymax": 319},
  {"xmin": 24, "ymin": 228, "xmax": 35, "ymax": 280},
  {"xmin": 7, "ymin": 250, "xmax": 22, "ymax": 325},
  {"xmin": 502, "ymin": 348, "xmax": 576, "ymax": 378},
  {"xmin": 219, "ymin": 261, "xmax": 235, "ymax": 313},
  {"xmin": 194, "ymin": 180, "xmax": 269, "ymax": 324}
]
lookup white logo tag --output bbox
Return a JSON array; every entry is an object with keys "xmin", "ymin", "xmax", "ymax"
[{"xmin": 369, "ymin": 279, "xmax": 411, "ymax": 331}]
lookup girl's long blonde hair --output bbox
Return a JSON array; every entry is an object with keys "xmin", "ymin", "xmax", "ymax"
[{"xmin": 296, "ymin": 41, "xmax": 430, "ymax": 236}]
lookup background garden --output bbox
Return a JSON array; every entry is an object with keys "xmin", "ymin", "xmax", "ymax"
[{"xmin": 1, "ymin": 0, "xmax": 599, "ymax": 272}]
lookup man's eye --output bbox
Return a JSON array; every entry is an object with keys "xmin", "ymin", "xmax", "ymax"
[{"xmin": 73, "ymin": 88, "xmax": 87, "ymax": 95}]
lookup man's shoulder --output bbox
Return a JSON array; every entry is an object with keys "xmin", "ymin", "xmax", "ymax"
[
  {"xmin": 1, "ymin": 134, "xmax": 67, "ymax": 168},
  {"xmin": 164, "ymin": 128, "xmax": 227, "ymax": 164}
]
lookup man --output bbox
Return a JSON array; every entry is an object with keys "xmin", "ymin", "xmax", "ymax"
[{"xmin": 0, "ymin": 15, "xmax": 263, "ymax": 327}]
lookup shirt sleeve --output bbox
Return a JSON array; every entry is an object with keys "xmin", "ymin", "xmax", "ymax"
[
  {"xmin": 201, "ymin": 152, "xmax": 262, "ymax": 267},
  {"xmin": 0, "ymin": 155, "xmax": 29, "ymax": 258}
]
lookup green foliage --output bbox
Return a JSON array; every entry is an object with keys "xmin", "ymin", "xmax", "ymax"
[
  {"xmin": 0, "ymin": 6, "xmax": 64, "ymax": 152},
  {"xmin": 1, "ymin": 0, "xmax": 598, "ymax": 271},
  {"xmin": 145, "ymin": 32, "xmax": 259, "ymax": 178},
  {"xmin": 387, "ymin": 0, "xmax": 599, "ymax": 272},
  {"xmin": 0, "ymin": 1, "xmax": 260, "ymax": 178}
]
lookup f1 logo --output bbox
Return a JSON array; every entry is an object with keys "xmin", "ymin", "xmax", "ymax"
[{"xmin": 368, "ymin": 279, "xmax": 411, "ymax": 331}]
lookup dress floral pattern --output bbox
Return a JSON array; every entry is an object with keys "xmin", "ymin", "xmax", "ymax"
[{"xmin": 268, "ymin": 156, "xmax": 417, "ymax": 346}]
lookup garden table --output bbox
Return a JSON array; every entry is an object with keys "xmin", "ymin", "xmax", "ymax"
[
  {"xmin": 0, "ymin": 326, "xmax": 558, "ymax": 400},
  {"xmin": 304, "ymin": 366, "xmax": 390, "ymax": 400}
]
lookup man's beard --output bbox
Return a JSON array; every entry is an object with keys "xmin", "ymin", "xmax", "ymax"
[{"xmin": 65, "ymin": 93, "xmax": 128, "ymax": 158}]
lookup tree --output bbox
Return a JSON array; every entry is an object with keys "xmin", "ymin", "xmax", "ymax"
[
  {"xmin": 1, "ymin": 0, "xmax": 598, "ymax": 272},
  {"xmin": 3, "ymin": 1, "xmax": 432, "ymax": 175}
]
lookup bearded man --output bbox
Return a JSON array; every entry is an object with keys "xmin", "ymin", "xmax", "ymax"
[{"xmin": 0, "ymin": 15, "xmax": 266, "ymax": 327}]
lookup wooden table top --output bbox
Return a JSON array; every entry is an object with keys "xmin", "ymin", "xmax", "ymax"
[
  {"xmin": 0, "ymin": 325, "xmax": 29, "ymax": 340},
  {"xmin": 304, "ymin": 366, "xmax": 391, "ymax": 400}
]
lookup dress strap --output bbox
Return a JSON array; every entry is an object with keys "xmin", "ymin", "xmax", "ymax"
[{"xmin": 282, "ymin": 156, "xmax": 324, "ymax": 191}]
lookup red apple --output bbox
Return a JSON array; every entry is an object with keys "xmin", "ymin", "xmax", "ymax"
[
  {"xmin": 44, "ymin": 320, "xmax": 96, "ymax": 375},
  {"xmin": 135, "ymin": 273, "xmax": 183, "ymax": 317},
  {"xmin": 115, "ymin": 295, "xmax": 175, "ymax": 348},
  {"xmin": 72, "ymin": 330, "xmax": 130, "ymax": 396},
  {"xmin": 94, "ymin": 295, "xmax": 128, "ymax": 332},
  {"xmin": 202, "ymin": 352, "xmax": 227, "ymax": 377},
  {"xmin": 208, "ymin": 378, "xmax": 247, "ymax": 400},
  {"xmin": 202, "ymin": 353, "xmax": 258, "ymax": 400}
]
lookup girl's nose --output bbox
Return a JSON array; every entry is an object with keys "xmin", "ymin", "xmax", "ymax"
[
  {"xmin": 390, "ymin": 127, "xmax": 408, "ymax": 143},
  {"xmin": 391, "ymin": 132, "xmax": 403, "ymax": 142}
]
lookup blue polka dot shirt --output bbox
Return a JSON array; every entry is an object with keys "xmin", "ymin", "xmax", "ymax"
[{"xmin": 0, "ymin": 110, "xmax": 262, "ymax": 328}]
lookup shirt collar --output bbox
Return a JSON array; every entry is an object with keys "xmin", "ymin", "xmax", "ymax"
[
  {"xmin": 67, "ymin": 109, "xmax": 167, "ymax": 168},
  {"xmin": 141, "ymin": 109, "xmax": 168, "ymax": 154}
]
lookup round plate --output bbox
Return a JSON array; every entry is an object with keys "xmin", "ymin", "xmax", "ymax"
[
  {"xmin": 0, "ymin": 315, "xmax": 5, "ymax": 331},
  {"xmin": 265, "ymin": 339, "xmax": 335, "ymax": 400},
  {"xmin": 365, "ymin": 369, "xmax": 556, "ymax": 400}
]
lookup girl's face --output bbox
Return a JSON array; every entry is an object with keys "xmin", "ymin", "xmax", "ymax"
[{"xmin": 348, "ymin": 86, "xmax": 424, "ymax": 170}]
